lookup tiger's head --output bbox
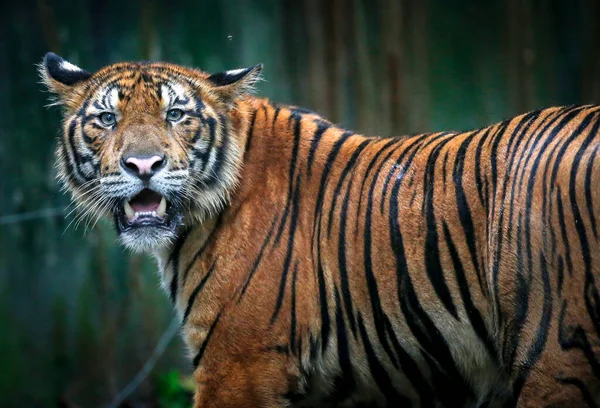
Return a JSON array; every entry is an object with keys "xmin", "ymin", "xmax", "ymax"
[{"xmin": 40, "ymin": 53, "xmax": 262, "ymax": 253}]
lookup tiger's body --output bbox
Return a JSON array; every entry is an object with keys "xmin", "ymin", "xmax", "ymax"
[{"xmin": 40, "ymin": 53, "xmax": 600, "ymax": 407}]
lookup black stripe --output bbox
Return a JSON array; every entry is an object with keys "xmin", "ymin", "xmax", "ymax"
[
  {"xmin": 565, "ymin": 112, "xmax": 599, "ymax": 279},
  {"xmin": 558, "ymin": 301, "xmax": 600, "ymax": 385},
  {"xmin": 312, "ymin": 131, "xmax": 354, "ymax": 223},
  {"xmin": 453, "ymin": 131, "xmax": 486, "ymax": 293},
  {"xmin": 203, "ymin": 114, "xmax": 229, "ymax": 187},
  {"xmin": 506, "ymin": 213, "xmax": 529, "ymax": 369},
  {"xmin": 389, "ymin": 163, "xmax": 472, "ymax": 405},
  {"xmin": 354, "ymin": 139, "xmax": 399, "ymax": 234},
  {"xmin": 357, "ymin": 313, "xmax": 411, "ymax": 405},
  {"xmin": 584, "ymin": 144, "xmax": 600, "ymax": 239},
  {"xmin": 363, "ymin": 157, "xmax": 400, "ymax": 367},
  {"xmin": 271, "ymin": 174, "xmax": 302, "ymax": 324},
  {"xmin": 525, "ymin": 109, "xmax": 593, "ymax": 258},
  {"xmin": 382, "ymin": 314, "xmax": 434, "ymax": 406},
  {"xmin": 422, "ymin": 139, "xmax": 459, "ymax": 318},
  {"xmin": 169, "ymin": 229, "xmax": 189, "ymax": 304},
  {"xmin": 183, "ymin": 260, "xmax": 216, "ymax": 324},
  {"xmin": 491, "ymin": 107, "xmax": 581, "ymax": 313},
  {"xmin": 474, "ymin": 127, "xmax": 492, "ymax": 206},
  {"xmin": 58, "ymin": 138, "xmax": 79, "ymax": 187},
  {"xmin": 182, "ymin": 218, "xmax": 220, "ymax": 284},
  {"xmin": 584, "ymin": 272, "xmax": 600, "ymax": 342},
  {"xmin": 555, "ymin": 377, "xmax": 598, "ymax": 408},
  {"xmin": 310, "ymin": 131, "xmax": 354, "ymax": 342},
  {"xmin": 326, "ymin": 139, "xmax": 371, "ymax": 237},
  {"xmin": 442, "ymin": 222, "xmax": 497, "ymax": 359},
  {"xmin": 557, "ymin": 255, "xmax": 565, "ymax": 295},
  {"xmin": 238, "ymin": 215, "xmax": 280, "ymax": 300},
  {"xmin": 193, "ymin": 115, "xmax": 216, "ymax": 173},
  {"xmin": 488, "ymin": 120, "xmax": 511, "ymax": 221},
  {"xmin": 536, "ymin": 111, "xmax": 580, "ymax": 252},
  {"xmin": 243, "ymin": 107, "xmax": 259, "ymax": 154},
  {"xmin": 307, "ymin": 120, "xmax": 332, "ymax": 177},
  {"xmin": 555, "ymin": 187, "xmax": 574, "ymax": 275},
  {"xmin": 289, "ymin": 260, "xmax": 299, "ymax": 351},
  {"xmin": 66, "ymin": 118, "xmax": 92, "ymax": 183},
  {"xmin": 192, "ymin": 311, "xmax": 223, "ymax": 367},
  {"xmin": 512, "ymin": 251, "xmax": 553, "ymax": 399},
  {"xmin": 330, "ymin": 287, "xmax": 355, "ymax": 402},
  {"xmin": 274, "ymin": 113, "xmax": 303, "ymax": 246},
  {"xmin": 335, "ymin": 160, "xmax": 364, "ymax": 336},
  {"xmin": 315, "ymin": 251, "xmax": 331, "ymax": 353},
  {"xmin": 525, "ymin": 109, "xmax": 600, "ymax": 278},
  {"xmin": 191, "ymin": 113, "xmax": 210, "ymax": 143},
  {"xmin": 380, "ymin": 132, "xmax": 450, "ymax": 214},
  {"xmin": 442, "ymin": 150, "xmax": 450, "ymax": 190},
  {"xmin": 272, "ymin": 107, "xmax": 281, "ymax": 130}
]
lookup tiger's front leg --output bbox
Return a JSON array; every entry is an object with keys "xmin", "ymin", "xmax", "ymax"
[
  {"xmin": 192, "ymin": 354, "xmax": 296, "ymax": 408},
  {"xmin": 186, "ymin": 314, "xmax": 302, "ymax": 408}
]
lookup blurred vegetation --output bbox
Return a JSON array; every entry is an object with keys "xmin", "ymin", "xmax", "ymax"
[
  {"xmin": 0, "ymin": 0, "xmax": 598, "ymax": 406},
  {"xmin": 155, "ymin": 371, "xmax": 194, "ymax": 408}
]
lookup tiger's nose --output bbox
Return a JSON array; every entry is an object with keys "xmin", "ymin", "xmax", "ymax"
[{"xmin": 121, "ymin": 155, "xmax": 167, "ymax": 181}]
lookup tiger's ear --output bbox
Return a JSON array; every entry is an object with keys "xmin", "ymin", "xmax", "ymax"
[
  {"xmin": 206, "ymin": 64, "xmax": 263, "ymax": 105},
  {"xmin": 39, "ymin": 52, "xmax": 92, "ymax": 108}
]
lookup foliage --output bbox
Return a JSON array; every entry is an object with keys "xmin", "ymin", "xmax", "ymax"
[
  {"xmin": 0, "ymin": 0, "xmax": 598, "ymax": 405},
  {"xmin": 155, "ymin": 370, "xmax": 195, "ymax": 408}
]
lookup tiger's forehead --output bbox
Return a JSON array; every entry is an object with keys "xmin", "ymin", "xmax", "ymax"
[{"xmin": 85, "ymin": 62, "xmax": 206, "ymax": 111}]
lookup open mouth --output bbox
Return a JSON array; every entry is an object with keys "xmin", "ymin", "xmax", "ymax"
[
  {"xmin": 124, "ymin": 189, "xmax": 167, "ymax": 224},
  {"xmin": 115, "ymin": 188, "xmax": 180, "ymax": 232}
]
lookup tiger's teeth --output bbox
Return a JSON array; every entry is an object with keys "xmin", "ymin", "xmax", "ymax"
[
  {"xmin": 156, "ymin": 196, "xmax": 167, "ymax": 218},
  {"xmin": 124, "ymin": 201, "xmax": 135, "ymax": 220}
]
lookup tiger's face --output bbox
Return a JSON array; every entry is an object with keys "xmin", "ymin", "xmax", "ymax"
[{"xmin": 40, "ymin": 53, "xmax": 261, "ymax": 252}]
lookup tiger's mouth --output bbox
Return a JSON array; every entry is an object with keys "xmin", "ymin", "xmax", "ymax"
[
  {"xmin": 124, "ymin": 189, "xmax": 167, "ymax": 224},
  {"xmin": 114, "ymin": 188, "xmax": 181, "ymax": 235}
]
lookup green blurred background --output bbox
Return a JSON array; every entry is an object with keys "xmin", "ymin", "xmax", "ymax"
[{"xmin": 1, "ymin": 0, "xmax": 599, "ymax": 406}]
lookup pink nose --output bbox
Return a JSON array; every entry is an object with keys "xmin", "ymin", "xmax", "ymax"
[{"xmin": 121, "ymin": 155, "xmax": 166, "ymax": 180}]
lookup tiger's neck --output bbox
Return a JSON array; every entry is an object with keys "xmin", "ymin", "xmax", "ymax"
[
  {"xmin": 227, "ymin": 98, "xmax": 370, "ymax": 218},
  {"xmin": 156, "ymin": 97, "xmax": 371, "ymax": 319}
]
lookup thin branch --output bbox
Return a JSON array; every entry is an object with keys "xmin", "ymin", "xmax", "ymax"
[
  {"xmin": 0, "ymin": 207, "xmax": 65, "ymax": 225},
  {"xmin": 106, "ymin": 316, "xmax": 181, "ymax": 408}
]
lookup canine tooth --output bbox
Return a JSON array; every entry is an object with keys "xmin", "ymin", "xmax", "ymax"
[
  {"xmin": 124, "ymin": 201, "xmax": 135, "ymax": 219},
  {"xmin": 157, "ymin": 197, "xmax": 167, "ymax": 218}
]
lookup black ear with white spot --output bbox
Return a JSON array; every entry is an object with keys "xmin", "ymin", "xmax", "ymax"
[
  {"xmin": 39, "ymin": 53, "xmax": 92, "ymax": 110},
  {"xmin": 207, "ymin": 64, "xmax": 262, "ymax": 87},
  {"xmin": 41, "ymin": 52, "xmax": 91, "ymax": 86},
  {"xmin": 206, "ymin": 64, "xmax": 263, "ymax": 102}
]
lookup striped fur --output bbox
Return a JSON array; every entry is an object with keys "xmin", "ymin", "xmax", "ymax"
[{"xmin": 42, "ymin": 54, "xmax": 600, "ymax": 407}]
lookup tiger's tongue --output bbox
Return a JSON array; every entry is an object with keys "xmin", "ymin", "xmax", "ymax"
[
  {"xmin": 131, "ymin": 201, "xmax": 159, "ymax": 212},
  {"xmin": 130, "ymin": 189, "xmax": 162, "ymax": 212}
]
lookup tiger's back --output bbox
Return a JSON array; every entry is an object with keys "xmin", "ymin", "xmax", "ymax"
[
  {"xmin": 40, "ymin": 54, "xmax": 600, "ymax": 407},
  {"xmin": 173, "ymin": 102, "xmax": 600, "ymax": 407}
]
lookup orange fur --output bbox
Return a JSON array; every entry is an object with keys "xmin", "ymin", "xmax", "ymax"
[{"xmin": 42, "ymin": 54, "xmax": 600, "ymax": 407}]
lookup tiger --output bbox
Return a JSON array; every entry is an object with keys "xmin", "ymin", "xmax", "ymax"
[{"xmin": 39, "ymin": 51, "xmax": 600, "ymax": 407}]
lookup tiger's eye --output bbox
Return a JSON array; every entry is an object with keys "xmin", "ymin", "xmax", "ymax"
[
  {"xmin": 166, "ymin": 109, "xmax": 184, "ymax": 122},
  {"xmin": 99, "ymin": 112, "xmax": 116, "ymax": 126}
]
